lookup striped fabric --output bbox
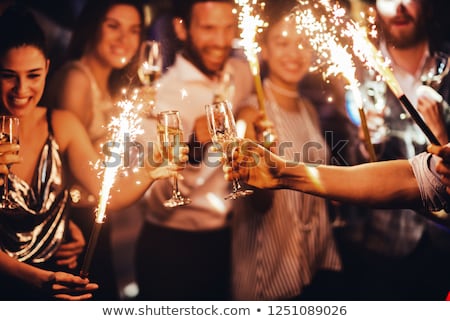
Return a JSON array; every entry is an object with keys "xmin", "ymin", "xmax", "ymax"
[{"xmin": 232, "ymin": 88, "xmax": 342, "ymax": 300}]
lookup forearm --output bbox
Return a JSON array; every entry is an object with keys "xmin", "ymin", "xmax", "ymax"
[
  {"xmin": 279, "ymin": 160, "xmax": 422, "ymax": 209},
  {"xmin": 107, "ymin": 167, "xmax": 153, "ymax": 210},
  {"xmin": 0, "ymin": 251, "xmax": 51, "ymax": 289}
]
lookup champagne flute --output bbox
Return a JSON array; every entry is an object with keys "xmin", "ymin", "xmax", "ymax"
[
  {"xmin": 0, "ymin": 116, "xmax": 19, "ymax": 209},
  {"xmin": 205, "ymin": 101, "xmax": 253, "ymax": 200},
  {"xmin": 157, "ymin": 110, "xmax": 191, "ymax": 208},
  {"xmin": 420, "ymin": 52, "xmax": 449, "ymax": 90},
  {"xmin": 137, "ymin": 40, "xmax": 163, "ymax": 117}
]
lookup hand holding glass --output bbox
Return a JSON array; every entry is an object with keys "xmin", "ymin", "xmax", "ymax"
[
  {"xmin": 0, "ymin": 116, "xmax": 19, "ymax": 209},
  {"xmin": 205, "ymin": 101, "xmax": 253, "ymax": 200},
  {"xmin": 157, "ymin": 110, "xmax": 191, "ymax": 208},
  {"xmin": 420, "ymin": 52, "xmax": 449, "ymax": 89}
]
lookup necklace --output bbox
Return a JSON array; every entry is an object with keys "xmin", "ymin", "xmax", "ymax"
[{"xmin": 265, "ymin": 79, "xmax": 299, "ymax": 98}]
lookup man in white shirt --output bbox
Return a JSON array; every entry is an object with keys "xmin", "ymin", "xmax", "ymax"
[{"xmin": 135, "ymin": 0, "xmax": 253, "ymax": 300}]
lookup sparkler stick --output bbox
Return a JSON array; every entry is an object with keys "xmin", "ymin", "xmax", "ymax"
[
  {"xmin": 235, "ymin": 0, "xmax": 277, "ymax": 146},
  {"xmin": 351, "ymin": 28, "xmax": 441, "ymax": 145},
  {"xmin": 79, "ymin": 217, "xmax": 102, "ymax": 278},
  {"xmin": 326, "ymin": 36, "xmax": 377, "ymax": 162},
  {"xmin": 80, "ymin": 98, "xmax": 143, "ymax": 278},
  {"xmin": 294, "ymin": 0, "xmax": 440, "ymax": 146}
]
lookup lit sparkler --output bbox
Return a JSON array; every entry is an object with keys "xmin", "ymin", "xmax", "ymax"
[
  {"xmin": 292, "ymin": 1, "xmax": 377, "ymax": 161},
  {"xmin": 293, "ymin": 0, "xmax": 439, "ymax": 146},
  {"xmin": 235, "ymin": 0, "xmax": 266, "ymax": 115},
  {"xmin": 80, "ymin": 96, "xmax": 143, "ymax": 278},
  {"xmin": 348, "ymin": 22, "xmax": 441, "ymax": 145},
  {"xmin": 326, "ymin": 40, "xmax": 377, "ymax": 162},
  {"xmin": 235, "ymin": 0, "xmax": 279, "ymax": 146}
]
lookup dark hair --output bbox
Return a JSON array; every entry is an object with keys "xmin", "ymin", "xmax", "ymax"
[
  {"xmin": 0, "ymin": 5, "xmax": 48, "ymax": 59},
  {"xmin": 67, "ymin": 0, "xmax": 145, "ymax": 95},
  {"xmin": 172, "ymin": 0, "xmax": 235, "ymax": 27},
  {"xmin": 67, "ymin": 0, "xmax": 144, "ymax": 60}
]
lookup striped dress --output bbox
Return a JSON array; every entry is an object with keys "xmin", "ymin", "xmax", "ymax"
[{"xmin": 232, "ymin": 87, "xmax": 342, "ymax": 300}]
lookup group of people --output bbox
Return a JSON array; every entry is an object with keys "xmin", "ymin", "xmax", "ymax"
[
  {"xmin": 1, "ymin": 0, "xmax": 450, "ymax": 301},
  {"xmin": 0, "ymin": 0, "xmax": 188, "ymax": 300}
]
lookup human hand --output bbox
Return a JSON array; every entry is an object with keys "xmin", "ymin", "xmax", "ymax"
[
  {"xmin": 138, "ymin": 86, "xmax": 157, "ymax": 117},
  {"xmin": 54, "ymin": 221, "xmax": 85, "ymax": 269},
  {"xmin": 236, "ymin": 108, "xmax": 277, "ymax": 149},
  {"xmin": 427, "ymin": 143, "xmax": 450, "ymax": 194},
  {"xmin": 358, "ymin": 108, "xmax": 387, "ymax": 144},
  {"xmin": 0, "ymin": 143, "xmax": 20, "ymax": 184},
  {"xmin": 193, "ymin": 115, "xmax": 212, "ymax": 145},
  {"xmin": 417, "ymin": 87, "xmax": 447, "ymax": 145},
  {"xmin": 253, "ymin": 112, "xmax": 277, "ymax": 148},
  {"xmin": 223, "ymin": 138, "xmax": 286, "ymax": 189},
  {"xmin": 41, "ymin": 271, "xmax": 98, "ymax": 300},
  {"xmin": 148, "ymin": 145, "xmax": 189, "ymax": 181}
]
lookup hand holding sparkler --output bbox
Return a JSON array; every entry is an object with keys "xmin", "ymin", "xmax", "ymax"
[
  {"xmin": 41, "ymin": 271, "xmax": 98, "ymax": 300},
  {"xmin": 292, "ymin": 0, "xmax": 440, "ymax": 146},
  {"xmin": 235, "ymin": 0, "xmax": 275, "ymax": 148},
  {"xmin": 54, "ymin": 221, "xmax": 85, "ymax": 269},
  {"xmin": 353, "ymin": 30, "xmax": 441, "ymax": 146}
]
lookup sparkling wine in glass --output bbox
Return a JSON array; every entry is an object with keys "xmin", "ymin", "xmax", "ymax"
[
  {"xmin": 0, "ymin": 116, "xmax": 19, "ymax": 209},
  {"xmin": 205, "ymin": 101, "xmax": 253, "ymax": 200},
  {"xmin": 138, "ymin": 40, "xmax": 163, "ymax": 117},
  {"xmin": 157, "ymin": 110, "xmax": 191, "ymax": 208}
]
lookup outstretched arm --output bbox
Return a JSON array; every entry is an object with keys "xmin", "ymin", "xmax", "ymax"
[
  {"xmin": 225, "ymin": 139, "xmax": 421, "ymax": 209},
  {"xmin": 53, "ymin": 110, "xmax": 188, "ymax": 210}
]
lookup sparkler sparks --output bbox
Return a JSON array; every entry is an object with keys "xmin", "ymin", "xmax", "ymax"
[
  {"xmin": 94, "ymin": 98, "xmax": 143, "ymax": 223},
  {"xmin": 292, "ymin": 0, "xmax": 440, "ymax": 146},
  {"xmin": 290, "ymin": 0, "xmax": 377, "ymax": 160},
  {"xmin": 80, "ymin": 96, "xmax": 143, "ymax": 278},
  {"xmin": 235, "ymin": 0, "xmax": 266, "ymax": 114}
]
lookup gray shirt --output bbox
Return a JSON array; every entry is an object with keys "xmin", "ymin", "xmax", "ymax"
[{"xmin": 410, "ymin": 152, "xmax": 450, "ymax": 227}]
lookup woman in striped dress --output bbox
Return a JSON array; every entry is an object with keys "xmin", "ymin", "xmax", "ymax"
[{"xmin": 232, "ymin": 0, "xmax": 343, "ymax": 300}]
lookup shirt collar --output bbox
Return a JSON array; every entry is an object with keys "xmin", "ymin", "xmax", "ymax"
[
  {"xmin": 172, "ymin": 53, "xmax": 233, "ymax": 84},
  {"xmin": 380, "ymin": 40, "xmax": 430, "ymax": 79}
]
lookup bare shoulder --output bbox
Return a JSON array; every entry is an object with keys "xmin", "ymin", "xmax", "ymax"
[
  {"xmin": 50, "ymin": 63, "xmax": 93, "ymax": 119},
  {"xmin": 59, "ymin": 65, "xmax": 91, "ymax": 91},
  {"xmin": 50, "ymin": 109, "xmax": 87, "ymax": 149},
  {"xmin": 51, "ymin": 109, "xmax": 84, "ymax": 130}
]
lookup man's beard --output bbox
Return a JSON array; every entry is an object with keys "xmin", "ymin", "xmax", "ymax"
[
  {"xmin": 379, "ymin": 17, "xmax": 427, "ymax": 49},
  {"xmin": 182, "ymin": 36, "xmax": 230, "ymax": 78}
]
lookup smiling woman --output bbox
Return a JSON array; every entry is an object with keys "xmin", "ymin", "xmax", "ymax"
[
  {"xmin": 0, "ymin": 3, "xmax": 184, "ymax": 300},
  {"xmin": 229, "ymin": 0, "xmax": 344, "ymax": 300},
  {"xmin": 43, "ymin": 0, "xmax": 146, "ymax": 300},
  {"xmin": 0, "ymin": 5, "xmax": 99, "ymax": 300}
]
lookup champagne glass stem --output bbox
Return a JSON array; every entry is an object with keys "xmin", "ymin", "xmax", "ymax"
[
  {"xmin": 1, "ymin": 173, "xmax": 8, "ymax": 204},
  {"xmin": 232, "ymin": 178, "xmax": 241, "ymax": 193},
  {"xmin": 173, "ymin": 176, "xmax": 180, "ymax": 198}
]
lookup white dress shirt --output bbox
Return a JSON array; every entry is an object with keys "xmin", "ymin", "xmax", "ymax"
[{"xmin": 140, "ymin": 53, "xmax": 253, "ymax": 231}]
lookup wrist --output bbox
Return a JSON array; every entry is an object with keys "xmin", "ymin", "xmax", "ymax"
[
  {"xmin": 17, "ymin": 261, "xmax": 53, "ymax": 289},
  {"xmin": 279, "ymin": 161, "xmax": 304, "ymax": 190}
]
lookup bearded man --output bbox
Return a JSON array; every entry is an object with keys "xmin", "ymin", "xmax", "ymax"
[{"xmin": 340, "ymin": 0, "xmax": 450, "ymax": 300}]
